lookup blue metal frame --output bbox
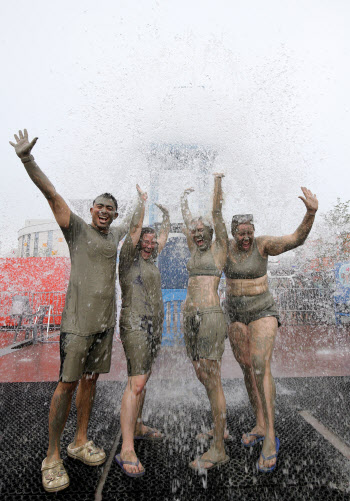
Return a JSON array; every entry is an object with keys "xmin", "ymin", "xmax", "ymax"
[{"xmin": 162, "ymin": 289, "xmax": 187, "ymax": 346}]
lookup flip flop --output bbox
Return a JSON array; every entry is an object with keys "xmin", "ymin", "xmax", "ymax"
[
  {"xmin": 115, "ymin": 454, "xmax": 145, "ymax": 478},
  {"xmin": 241, "ymin": 433, "xmax": 265, "ymax": 447},
  {"xmin": 189, "ymin": 454, "xmax": 230, "ymax": 471},
  {"xmin": 256, "ymin": 437, "xmax": 280, "ymax": 473},
  {"xmin": 134, "ymin": 427, "xmax": 164, "ymax": 440},
  {"xmin": 196, "ymin": 431, "xmax": 233, "ymax": 442}
]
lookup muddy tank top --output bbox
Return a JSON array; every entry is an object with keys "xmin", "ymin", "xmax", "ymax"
[
  {"xmin": 187, "ymin": 247, "xmax": 222, "ymax": 278},
  {"xmin": 224, "ymin": 239, "xmax": 267, "ymax": 279},
  {"xmin": 119, "ymin": 235, "xmax": 163, "ymax": 318}
]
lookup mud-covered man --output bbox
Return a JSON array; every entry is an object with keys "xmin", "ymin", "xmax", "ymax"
[{"xmin": 10, "ymin": 129, "xmax": 146, "ymax": 493}]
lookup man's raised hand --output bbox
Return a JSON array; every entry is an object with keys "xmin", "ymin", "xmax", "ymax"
[{"xmin": 10, "ymin": 129, "xmax": 38, "ymax": 160}]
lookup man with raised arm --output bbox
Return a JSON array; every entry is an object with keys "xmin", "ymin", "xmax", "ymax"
[{"xmin": 10, "ymin": 129, "xmax": 147, "ymax": 493}]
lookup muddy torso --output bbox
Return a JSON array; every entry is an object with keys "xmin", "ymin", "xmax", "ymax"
[
  {"xmin": 224, "ymin": 239, "xmax": 267, "ymax": 280},
  {"xmin": 185, "ymin": 246, "xmax": 222, "ymax": 311},
  {"xmin": 60, "ymin": 212, "xmax": 125, "ymax": 335},
  {"xmin": 119, "ymin": 235, "xmax": 163, "ymax": 320}
]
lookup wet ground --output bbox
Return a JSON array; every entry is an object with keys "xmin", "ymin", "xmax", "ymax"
[
  {"xmin": 1, "ymin": 326, "xmax": 350, "ymax": 500},
  {"xmin": 1, "ymin": 325, "xmax": 349, "ymax": 382}
]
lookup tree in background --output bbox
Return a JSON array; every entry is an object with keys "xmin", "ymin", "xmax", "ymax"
[
  {"xmin": 291, "ymin": 198, "xmax": 350, "ymax": 285},
  {"xmin": 322, "ymin": 198, "xmax": 350, "ymax": 262}
]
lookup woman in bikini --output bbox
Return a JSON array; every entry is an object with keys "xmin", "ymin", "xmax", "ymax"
[
  {"xmin": 181, "ymin": 173, "xmax": 229, "ymax": 471},
  {"xmin": 224, "ymin": 187, "xmax": 318, "ymax": 472}
]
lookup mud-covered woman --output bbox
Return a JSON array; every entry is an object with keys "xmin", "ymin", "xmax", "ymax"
[
  {"xmin": 224, "ymin": 187, "xmax": 318, "ymax": 472},
  {"xmin": 115, "ymin": 199, "xmax": 170, "ymax": 477},
  {"xmin": 181, "ymin": 173, "xmax": 229, "ymax": 471}
]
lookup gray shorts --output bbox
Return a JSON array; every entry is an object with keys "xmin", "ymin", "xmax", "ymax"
[
  {"xmin": 223, "ymin": 291, "xmax": 281, "ymax": 327},
  {"xmin": 59, "ymin": 328, "xmax": 114, "ymax": 383},
  {"xmin": 120, "ymin": 315, "xmax": 163, "ymax": 377},
  {"xmin": 184, "ymin": 306, "xmax": 227, "ymax": 361}
]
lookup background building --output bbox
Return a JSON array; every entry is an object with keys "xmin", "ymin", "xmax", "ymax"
[{"xmin": 17, "ymin": 220, "xmax": 69, "ymax": 258}]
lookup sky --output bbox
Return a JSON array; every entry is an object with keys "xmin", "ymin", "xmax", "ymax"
[{"xmin": 1, "ymin": 0, "xmax": 349, "ymax": 255}]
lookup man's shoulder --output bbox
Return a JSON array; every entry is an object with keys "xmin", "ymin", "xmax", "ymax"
[
  {"xmin": 62, "ymin": 211, "xmax": 87, "ymax": 228},
  {"xmin": 109, "ymin": 225, "xmax": 120, "ymax": 237},
  {"xmin": 60, "ymin": 212, "xmax": 88, "ymax": 238}
]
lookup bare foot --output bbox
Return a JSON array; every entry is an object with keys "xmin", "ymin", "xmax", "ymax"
[
  {"xmin": 134, "ymin": 424, "xmax": 163, "ymax": 438},
  {"xmin": 190, "ymin": 447, "xmax": 229, "ymax": 470},
  {"xmin": 241, "ymin": 425, "xmax": 265, "ymax": 446},
  {"xmin": 196, "ymin": 428, "xmax": 231, "ymax": 440},
  {"xmin": 119, "ymin": 450, "xmax": 144, "ymax": 475}
]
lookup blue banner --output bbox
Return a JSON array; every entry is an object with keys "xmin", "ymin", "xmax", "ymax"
[{"xmin": 334, "ymin": 262, "xmax": 350, "ymax": 303}]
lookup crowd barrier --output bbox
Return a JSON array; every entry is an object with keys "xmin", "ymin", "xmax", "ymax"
[
  {"xmin": 0, "ymin": 291, "xmax": 65, "ymax": 328},
  {"xmin": 161, "ymin": 287, "xmax": 337, "ymax": 345},
  {"xmin": 0, "ymin": 287, "xmax": 338, "ymax": 345},
  {"xmin": 273, "ymin": 287, "xmax": 335, "ymax": 326}
]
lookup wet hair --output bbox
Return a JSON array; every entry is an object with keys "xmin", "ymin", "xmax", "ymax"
[
  {"xmin": 136, "ymin": 227, "xmax": 157, "ymax": 253},
  {"xmin": 93, "ymin": 193, "xmax": 118, "ymax": 211},
  {"xmin": 231, "ymin": 214, "xmax": 255, "ymax": 236},
  {"xmin": 190, "ymin": 217, "xmax": 214, "ymax": 240},
  {"xmin": 140, "ymin": 227, "xmax": 156, "ymax": 240}
]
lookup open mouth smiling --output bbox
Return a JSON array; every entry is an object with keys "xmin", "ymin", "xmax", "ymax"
[
  {"xmin": 142, "ymin": 247, "xmax": 153, "ymax": 257},
  {"xmin": 98, "ymin": 214, "xmax": 109, "ymax": 224}
]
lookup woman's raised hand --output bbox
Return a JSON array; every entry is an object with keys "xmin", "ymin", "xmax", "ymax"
[
  {"xmin": 299, "ymin": 187, "xmax": 318, "ymax": 215},
  {"xmin": 136, "ymin": 184, "xmax": 148, "ymax": 202}
]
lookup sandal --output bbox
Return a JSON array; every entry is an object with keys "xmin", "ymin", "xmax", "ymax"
[
  {"xmin": 67, "ymin": 440, "xmax": 106, "ymax": 466},
  {"xmin": 257, "ymin": 437, "xmax": 280, "ymax": 473},
  {"xmin": 41, "ymin": 458, "xmax": 69, "ymax": 493},
  {"xmin": 115, "ymin": 453, "xmax": 145, "ymax": 478}
]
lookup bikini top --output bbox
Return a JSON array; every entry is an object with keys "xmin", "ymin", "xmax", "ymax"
[
  {"xmin": 224, "ymin": 239, "xmax": 267, "ymax": 280},
  {"xmin": 187, "ymin": 247, "xmax": 222, "ymax": 278}
]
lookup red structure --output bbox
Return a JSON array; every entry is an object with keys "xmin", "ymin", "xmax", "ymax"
[{"xmin": 0, "ymin": 257, "xmax": 70, "ymax": 326}]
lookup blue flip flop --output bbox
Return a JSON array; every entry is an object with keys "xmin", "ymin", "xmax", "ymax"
[
  {"xmin": 256, "ymin": 437, "xmax": 280, "ymax": 473},
  {"xmin": 241, "ymin": 433, "xmax": 265, "ymax": 447},
  {"xmin": 115, "ymin": 454, "xmax": 145, "ymax": 478}
]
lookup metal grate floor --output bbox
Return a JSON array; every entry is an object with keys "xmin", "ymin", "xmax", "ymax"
[{"xmin": 1, "ymin": 378, "xmax": 349, "ymax": 500}]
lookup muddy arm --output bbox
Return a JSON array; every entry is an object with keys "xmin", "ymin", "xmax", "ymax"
[
  {"xmin": 128, "ymin": 186, "xmax": 147, "ymax": 247},
  {"xmin": 212, "ymin": 174, "xmax": 228, "ymax": 250},
  {"xmin": 181, "ymin": 188, "xmax": 194, "ymax": 228},
  {"xmin": 10, "ymin": 129, "xmax": 70, "ymax": 228},
  {"xmin": 118, "ymin": 185, "xmax": 147, "ymax": 244},
  {"xmin": 181, "ymin": 188, "xmax": 196, "ymax": 251},
  {"xmin": 156, "ymin": 204, "xmax": 170, "ymax": 254},
  {"xmin": 260, "ymin": 187, "xmax": 318, "ymax": 256}
]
